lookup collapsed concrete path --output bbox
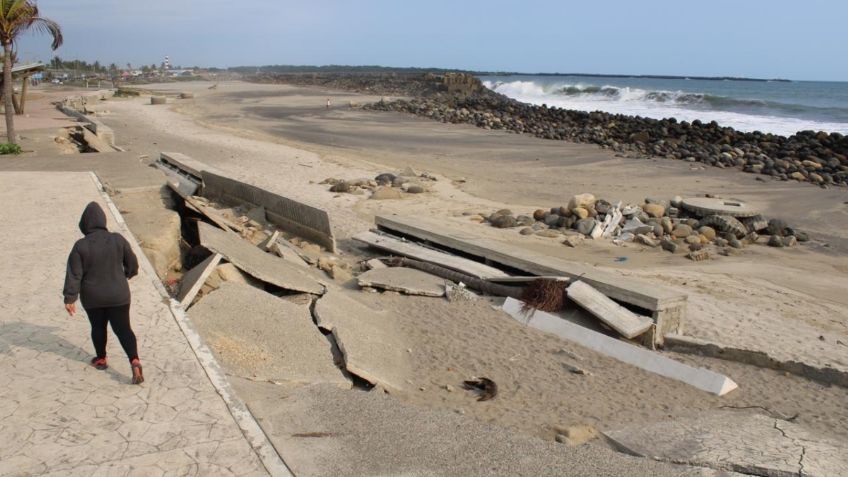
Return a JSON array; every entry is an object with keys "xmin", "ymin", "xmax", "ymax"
[{"xmin": 0, "ymin": 172, "xmax": 283, "ymax": 476}]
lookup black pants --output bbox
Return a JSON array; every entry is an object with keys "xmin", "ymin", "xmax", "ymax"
[{"xmin": 85, "ymin": 304, "xmax": 139, "ymax": 362}]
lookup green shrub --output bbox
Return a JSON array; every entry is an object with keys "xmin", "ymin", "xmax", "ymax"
[{"xmin": 0, "ymin": 143, "xmax": 22, "ymax": 155}]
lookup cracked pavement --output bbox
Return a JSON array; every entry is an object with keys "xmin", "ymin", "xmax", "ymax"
[
  {"xmin": 0, "ymin": 172, "xmax": 268, "ymax": 476},
  {"xmin": 603, "ymin": 411, "xmax": 847, "ymax": 477}
]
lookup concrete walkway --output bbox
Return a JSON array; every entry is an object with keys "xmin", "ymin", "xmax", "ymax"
[{"xmin": 0, "ymin": 171, "xmax": 272, "ymax": 476}]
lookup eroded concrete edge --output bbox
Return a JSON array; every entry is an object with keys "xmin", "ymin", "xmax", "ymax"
[
  {"xmin": 664, "ymin": 333, "xmax": 848, "ymax": 389},
  {"xmin": 89, "ymin": 172, "xmax": 294, "ymax": 477}
]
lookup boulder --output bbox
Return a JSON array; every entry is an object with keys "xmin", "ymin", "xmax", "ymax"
[
  {"xmin": 572, "ymin": 207, "xmax": 590, "ymax": 220},
  {"xmin": 767, "ymin": 219, "xmax": 788, "ymax": 236},
  {"xmin": 643, "ymin": 203, "xmax": 666, "ymax": 218},
  {"xmin": 672, "ymin": 224, "xmax": 693, "ymax": 238},
  {"xmin": 491, "ymin": 215, "xmax": 518, "ymax": 228},
  {"xmin": 698, "ymin": 226, "xmax": 717, "ymax": 241},
  {"xmin": 374, "ymin": 173, "xmax": 397, "ymax": 185},
  {"xmin": 533, "ymin": 209, "xmax": 547, "ymax": 221},
  {"xmin": 575, "ymin": 218, "xmax": 597, "ymax": 236},
  {"xmin": 568, "ymin": 193, "xmax": 596, "ymax": 212}
]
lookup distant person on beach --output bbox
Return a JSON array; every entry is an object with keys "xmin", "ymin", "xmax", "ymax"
[
  {"xmin": 326, "ymin": 98, "xmax": 331, "ymax": 109},
  {"xmin": 63, "ymin": 202, "xmax": 144, "ymax": 384}
]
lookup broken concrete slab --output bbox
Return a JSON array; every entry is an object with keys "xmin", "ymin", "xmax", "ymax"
[
  {"xmin": 353, "ymin": 231, "xmax": 509, "ymax": 279},
  {"xmin": 365, "ymin": 258, "xmax": 388, "ymax": 270},
  {"xmin": 202, "ymin": 170, "xmax": 336, "ymax": 252},
  {"xmin": 680, "ymin": 197, "xmax": 759, "ymax": 218},
  {"xmin": 246, "ymin": 205, "xmax": 266, "ymax": 224},
  {"xmin": 375, "ymin": 215, "xmax": 687, "ymax": 345},
  {"xmin": 268, "ymin": 241, "xmax": 310, "ymax": 269},
  {"xmin": 313, "ymin": 291, "xmax": 412, "ymax": 392},
  {"xmin": 603, "ymin": 412, "xmax": 848, "ymax": 477},
  {"xmin": 189, "ymin": 282, "xmax": 350, "ymax": 388},
  {"xmin": 664, "ymin": 333, "xmax": 848, "ymax": 389},
  {"xmin": 177, "ymin": 253, "xmax": 222, "ymax": 307},
  {"xmin": 357, "ymin": 267, "xmax": 446, "ymax": 297},
  {"xmin": 567, "ymin": 281, "xmax": 654, "ymax": 339},
  {"xmin": 502, "ymin": 298, "xmax": 737, "ymax": 396},
  {"xmin": 198, "ymin": 221, "xmax": 324, "ymax": 295}
]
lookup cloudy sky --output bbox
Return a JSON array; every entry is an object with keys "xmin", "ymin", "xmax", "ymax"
[{"xmin": 15, "ymin": 0, "xmax": 848, "ymax": 81}]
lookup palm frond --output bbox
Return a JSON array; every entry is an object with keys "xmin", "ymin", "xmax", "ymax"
[
  {"xmin": 28, "ymin": 16, "xmax": 62, "ymax": 50},
  {"xmin": 0, "ymin": 1, "xmax": 62, "ymax": 50}
]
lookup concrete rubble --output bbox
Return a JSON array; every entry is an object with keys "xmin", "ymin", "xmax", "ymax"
[{"xmin": 198, "ymin": 221, "xmax": 324, "ymax": 295}]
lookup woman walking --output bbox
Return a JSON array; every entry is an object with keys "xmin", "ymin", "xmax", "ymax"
[{"xmin": 63, "ymin": 202, "xmax": 144, "ymax": 384}]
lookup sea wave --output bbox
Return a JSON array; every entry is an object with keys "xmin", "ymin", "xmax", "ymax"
[{"xmin": 482, "ymin": 80, "xmax": 848, "ymax": 136}]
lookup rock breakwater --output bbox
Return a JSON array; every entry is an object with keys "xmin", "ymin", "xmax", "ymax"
[{"xmin": 366, "ymin": 95, "xmax": 848, "ymax": 187}]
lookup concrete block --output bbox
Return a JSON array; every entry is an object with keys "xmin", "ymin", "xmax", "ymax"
[
  {"xmin": 177, "ymin": 253, "xmax": 222, "ymax": 307},
  {"xmin": 567, "ymin": 281, "xmax": 653, "ymax": 339},
  {"xmin": 357, "ymin": 267, "xmax": 445, "ymax": 297},
  {"xmin": 353, "ymin": 231, "xmax": 508, "ymax": 279},
  {"xmin": 198, "ymin": 222, "xmax": 324, "ymax": 295},
  {"xmin": 501, "ymin": 298, "xmax": 737, "ymax": 396},
  {"xmin": 202, "ymin": 170, "xmax": 336, "ymax": 252}
]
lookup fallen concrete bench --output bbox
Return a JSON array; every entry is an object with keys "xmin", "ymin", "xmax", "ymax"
[{"xmin": 376, "ymin": 214, "xmax": 687, "ymax": 346}]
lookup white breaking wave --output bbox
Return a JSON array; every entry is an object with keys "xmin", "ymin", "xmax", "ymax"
[{"xmin": 484, "ymin": 80, "xmax": 848, "ymax": 137}]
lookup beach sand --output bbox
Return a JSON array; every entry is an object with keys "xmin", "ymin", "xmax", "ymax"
[{"xmin": 46, "ymin": 81, "xmax": 848, "ymax": 458}]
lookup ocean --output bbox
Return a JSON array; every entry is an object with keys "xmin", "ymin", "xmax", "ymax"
[{"xmin": 481, "ymin": 75, "xmax": 848, "ymax": 137}]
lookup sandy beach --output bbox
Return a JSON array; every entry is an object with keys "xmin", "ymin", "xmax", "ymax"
[{"xmin": 10, "ymin": 80, "xmax": 847, "ymax": 474}]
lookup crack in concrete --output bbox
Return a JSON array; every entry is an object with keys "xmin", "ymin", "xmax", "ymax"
[{"xmin": 774, "ymin": 420, "xmax": 806, "ymax": 477}]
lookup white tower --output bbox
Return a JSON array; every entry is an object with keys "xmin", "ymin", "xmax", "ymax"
[{"xmin": 164, "ymin": 55, "xmax": 171, "ymax": 70}]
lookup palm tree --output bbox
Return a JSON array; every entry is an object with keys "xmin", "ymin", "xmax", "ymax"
[{"xmin": 0, "ymin": 1, "xmax": 62, "ymax": 144}]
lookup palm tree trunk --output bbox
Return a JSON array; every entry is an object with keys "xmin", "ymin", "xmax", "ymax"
[
  {"xmin": 3, "ymin": 42, "xmax": 16, "ymax": 144},
  {"xmin": 19, "ymin": 75, "xmax": 29, "ymax": 115}
]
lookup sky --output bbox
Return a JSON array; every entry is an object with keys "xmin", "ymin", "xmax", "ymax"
[{"xmin": 15, "ymin": 0, "xmax": 848, "ymax": 81}]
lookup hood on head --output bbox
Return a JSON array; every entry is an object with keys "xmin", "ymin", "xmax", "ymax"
[{"xmin": 79, "ymin": 202, "xmax": 108, "ymax": 235}]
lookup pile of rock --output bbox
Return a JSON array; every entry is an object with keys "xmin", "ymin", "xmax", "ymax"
[
  {"xmin": 366, "ymin": 95, "xmax": 848, "ymax": 187},
  {"xmin": 249, "ymin": 72, "xmax": 484, "ymax": 98},
  {"xmin": 480, "ymin": 194, "xmax": 807, "ymax": 260},
  {"xmin": 321, "ymin": 167, "xmax": 435, "ymax": 199}
]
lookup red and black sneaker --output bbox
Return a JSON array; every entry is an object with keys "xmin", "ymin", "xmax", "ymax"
[
  {"xmin": 131, "ymin": 358, "xmax": 144, "ymax": 385},
  {"xmin": 90, "ymin": 357, "xmax": 108, "ymax": 370}
]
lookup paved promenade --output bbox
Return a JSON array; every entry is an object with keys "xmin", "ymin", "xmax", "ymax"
[{"xmin": 0, "ymin": 172, "xmax": 271, "ymax": 476}]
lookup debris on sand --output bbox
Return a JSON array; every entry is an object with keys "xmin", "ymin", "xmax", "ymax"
[
  {"xmin": 462, "ymin": 377, "xmax": 498, "ymax": 402},
  {"xmin": 481, "ymin": 193, "xmax": 809, "ymax": 259},
  {"xmin": 321, "ymin": 166, "xmax": 437, "ymax": 197}
]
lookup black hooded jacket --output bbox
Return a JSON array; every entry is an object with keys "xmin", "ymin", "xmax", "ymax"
[{"xmin": 63, "ymin": 202, "xmax": 139, "ymax": 309}]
